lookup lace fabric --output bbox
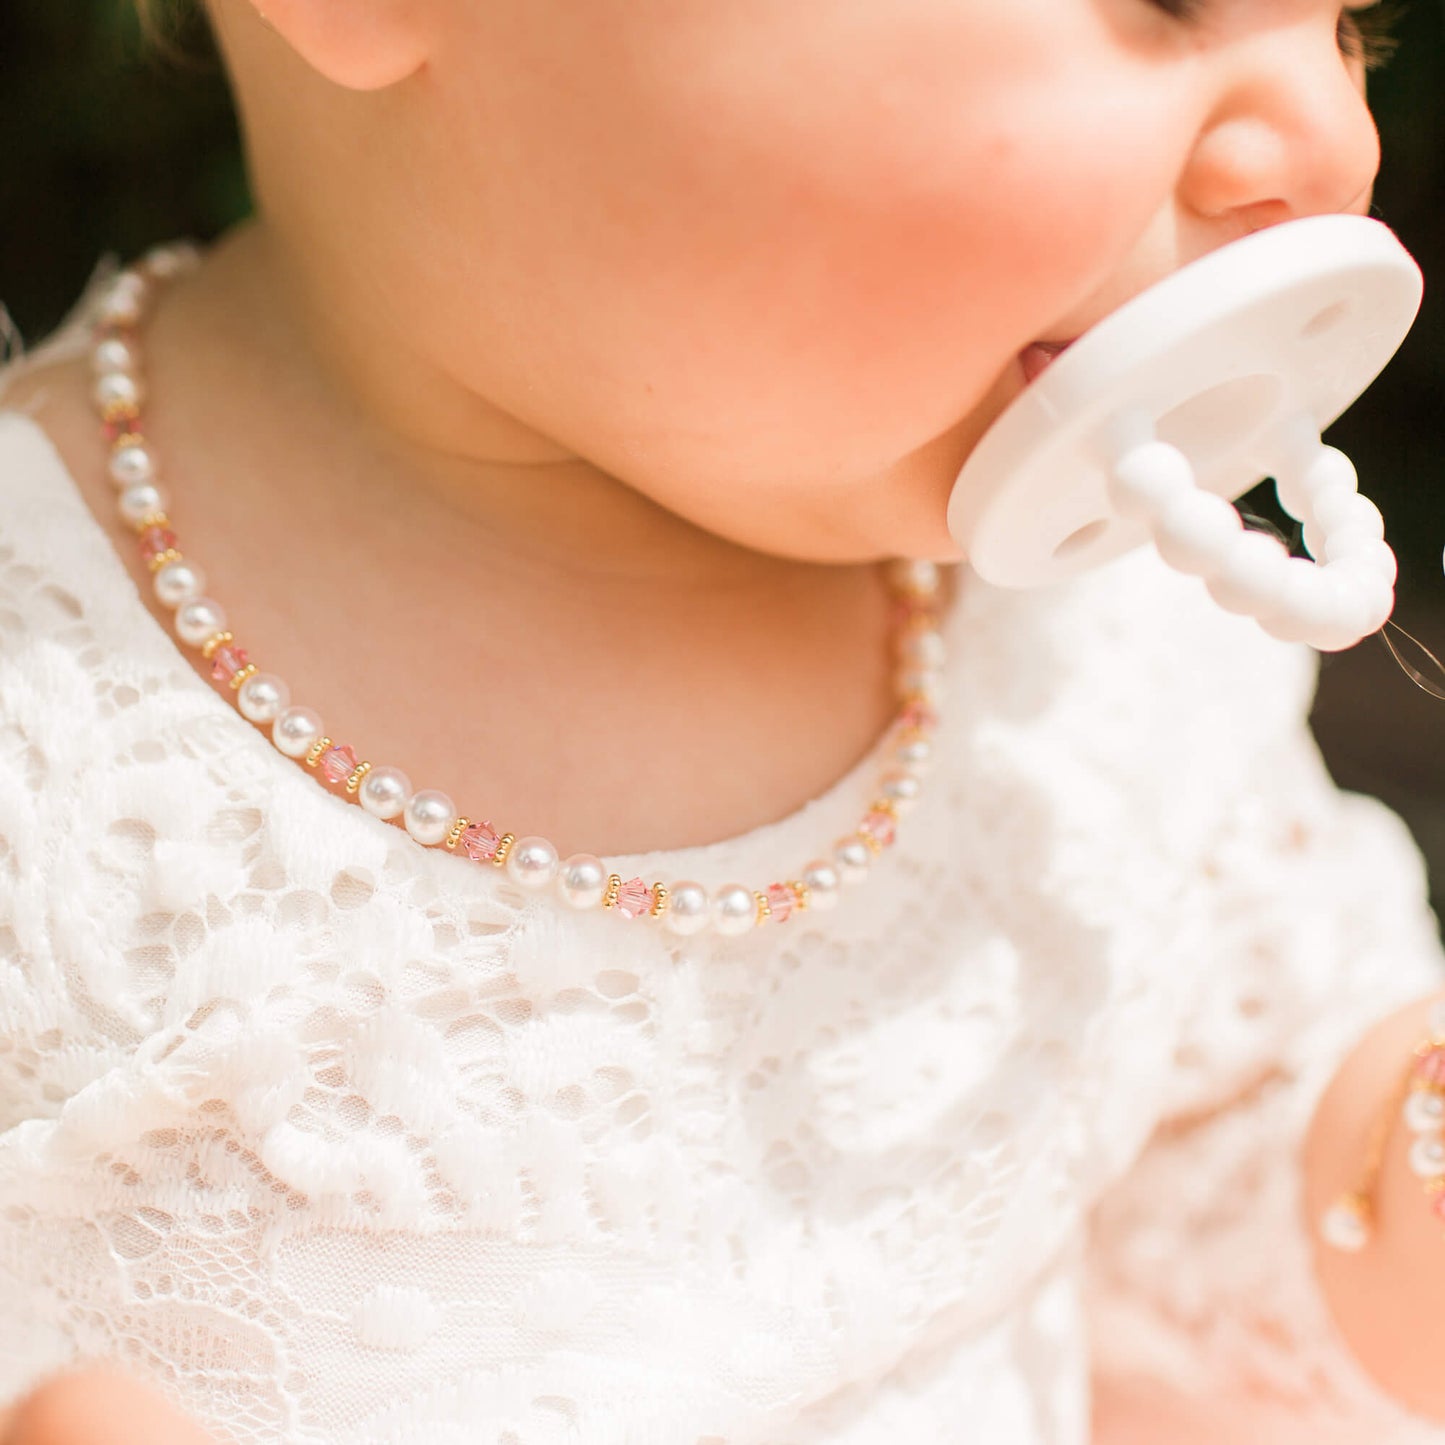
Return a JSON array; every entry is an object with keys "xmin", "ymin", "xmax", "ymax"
[{"xmin": 1, "ymin": 375, "xmax": 1443, "ymax": 1442}]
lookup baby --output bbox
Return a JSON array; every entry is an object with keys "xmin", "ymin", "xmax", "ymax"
[{"xmin": 2, "ymin": 0, "xmax": 1443, "ymax": 1441}]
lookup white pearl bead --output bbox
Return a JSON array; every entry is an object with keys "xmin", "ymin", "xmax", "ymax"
[
  {"xmin": 143, "ymin": 242, "xmax": 201, "ymax": 278},
  {"xmin": 1204, "ymin": 530, "xmax": 1291, "ymax": 618},
  {"xmin": 174, "ymin": 596, "xmax": 227, "ymax": 647},
  {"xmin": 1277, "ymin": 446, "xmax": 1357, "ymax": 522},
  {"xmin": 801, "ymin": 859, "xmax": 842, "ymax": 911},
  {"xmin": 712, "ymin": 883, "xmax": 758, "ymax": 937},
  {"xmin": 506, "ymin": 836, "xmax": 560, "ymax": 891},
  {"xmin": 108, "ymin": 443, "xmax": 156, "ymax": 488},
  {"xmin": 237, "ymin": 672, "xmax": 291, "ymax": 726},
  {"xmin": 1319, "ymin": 1197, "xmax": 1370, "ymax": 1253},
  {"xmin": 887, "ymin": 558, "xmax": 941, "ymax": 598},
  {"xmin": 153, "ymin": 559, "xmax": 206, "ymax": 609},
  {"xmin": 273, "ymin": 705, "xmax": 324, "ymax": 759},
  {"xmin": 1151, "ymin": 488, "xmax": 1244, "ymax": 578},
  {"xmin": 94, "ymin": 371, "xmax": 143, "ymax": 413},
  {"xmin": 1408, "ymin": 1133, "xmax": 1445, "ymax": 1180},
  {"xmin": 833, "ymin": 836, "xmax": 872, "ymax": 885},
  {"xmin": 117, "ymin": 481, "xmax": 169, "ymax": 526},
  {"xmin": 557, "ymin": 853, "xmax": 609, "ymax": 910},
  {"xmin": 897, "ymin": 627, "xmax": 946, "ymax": 670},
  {"xmin": 92, "ymin": 335, "xmax": 138, "ymax": 375},
  {"xmin": 878, "ymin": 768, "xmax": 922, "ymax": 815},
  {"xmin": 892, "ymin": 735, "xmax": 933, "ymax": 775},
  {"xmin": 896, "ymin": 668, "xmax": 942, "ymax": 703},
  {"xmin": 358, "ymin": 765, "xmax": 411, "ymax": 820},
  {"xmin": 404, "ymin": 790, "xmax": 456, "ymax": 847},
  {"xmin": 1107, "ymin": 441, "xmax": 1194, "ymax": 521},
  {"xmin": 664, "ymin": 880, "xmax": 711, "ymax": 935},
  {"xmin": 96, "ymin": 272, "xmax": 147, "ymax": 328},
  {"xmin": 1405, "ymin": 1090, "xmax": 1445, "ymax": 1135}
]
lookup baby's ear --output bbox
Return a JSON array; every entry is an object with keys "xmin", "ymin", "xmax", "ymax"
[{"xmin": 243, "ymin": 0, "xmax": 427, "ymax": 90}]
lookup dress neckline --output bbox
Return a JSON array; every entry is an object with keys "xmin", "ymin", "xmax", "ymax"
[{"xmin": 0, "ymin": 404, "xmax": 968, "ymax": 886}]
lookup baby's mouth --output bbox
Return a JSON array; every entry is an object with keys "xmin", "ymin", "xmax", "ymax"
[{"xmin": 1018, "ymin": 338, "xmax": 1077, "ymax": 385}]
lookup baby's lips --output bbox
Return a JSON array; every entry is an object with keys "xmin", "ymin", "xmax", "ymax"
[{"xmin": 1018, "ymin": 338, "xmax": 1076, "ymax": 384}]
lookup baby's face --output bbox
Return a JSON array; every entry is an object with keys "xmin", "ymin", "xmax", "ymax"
[{"xmin": 237, "ymin": 0, "xmax": 1380, "ymax": 563}]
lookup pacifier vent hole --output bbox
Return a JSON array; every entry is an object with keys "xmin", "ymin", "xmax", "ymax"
[
  {"xmin": 1156, "ymin": 373, "xmax": 1283, "ymax": 465},
  {"xmin": 1302, "ymin": 301, "xmax": 1350, "ymax": 340},
  {"xmin": 1054, "ymin": 518, "xmax": 1111, "ymax": 561}
]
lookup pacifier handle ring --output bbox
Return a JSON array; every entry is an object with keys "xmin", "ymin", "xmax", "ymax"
[{"xmin": 1107, "ymin": 416, "xmax": 1397, "ymax": 653}]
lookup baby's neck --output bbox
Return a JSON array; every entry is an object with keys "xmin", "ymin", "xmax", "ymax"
[
  {"xmin": 98, "ymin": 222, "xmax": 901, "ymax": 855},
  {"xmin": 167, "ymin": 223, "xmax": 808, "ymax": 604}
]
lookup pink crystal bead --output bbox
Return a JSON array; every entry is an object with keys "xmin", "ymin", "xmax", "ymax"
[
  {"xmin": 1417, "ymin": 1046, "xmax": 1445, "ymax": 1090},
  {"xmin": 103, "ymin": 412, "xmax": 143, "ymax": 442},
  {"xmin": 138, "ymin": 524, "xmax": 179, "ymax": 563},
  {"xmin": 899, "ymin": 700, "xmax": 938, "ymax": 732},
  {"xmin": 459, "ymin": 820, "xmax": 502, "ymax": 862},
  {"xmin": 615, "ymin": 877, "xmax": 653, "ymax": 920},
  {"xmin": 765, "ymin": 883, "xmax": 795, "ymax": 924},
  {"xmin": 320, "ymin": 743, "xmax": 360, "ymax": 785},
  {"xmin": 1433, "ymin": 1190, "xmax": 1445, "ymax": 1224},
  {"xmin": 889, "ymin": 598, "xmax": 937, "ymax": 628},
  {"xmin": 862, "ymin": 809, "xmax": 897, "ymax": 848},
  {"xmin": 210, "ymin": 645, "xmax": 251, "ymax": 685}
]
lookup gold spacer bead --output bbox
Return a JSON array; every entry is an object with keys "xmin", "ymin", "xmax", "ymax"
[
  {"xmin": 304, "ymin": 736, "xmax": 332, "ymax": 770},
  {"xmin": 603, "ymin": 874, "xmax": 623, "ymax": 910},
  {"xmin": 146, "ymin": 548, "xmax": 183, "ymax": 573},
  {"xmin": 868, "ymin": 797, "xmax": 900, "ymax": 821},
  {"xmin": 492, "ymin": 833, "xmax": 516, "ymax": 868},
  {"xmin": 444, "ymin": 817, "xmax": 471, "ymax": 852},
  {"xmin": 345, "ymin": 760, "xmax": 373, "ymax": 795},
  {"xmin": 101, "ymin": 400, "xmax": 141, "ymax": 426},
  {"xmin": 1426, "ymin": 1177, "xmax": 1445, "ymax": 1197},
  {"xmin": 754, "ymin": 890, "xmax": 772, "ymax": 925},
  {"xmin": 858, "ymin": 829, "xmax": 885, "ymax": 857},
  {"xmin": 112, "ymin": 430, "xmax": 146, "ymax": 452},
  {"xmin": 134, "ymin": 510, "xmax": 169, "ymax": 534},
  {"xmin": 650, "ymin": 883, "xmax": 670, "ymax": 918},
  {"xmin": 786, "ymin": 880, "xmax": 812, "ymax": 912},
  {"xmin": 228, "ymin": 662, "xmax": 258, "ymax": 692},
  {"xmin": 201, "ymin": 630, "xmax": 235, "ymax": 661}
]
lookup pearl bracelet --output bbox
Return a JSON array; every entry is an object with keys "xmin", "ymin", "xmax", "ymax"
[
  {"xmin": 88, "ymin": 247, "xmax": 945, "ymax": 938},
  {"xmin": 1320, "ymin": 997, "xmax": 1445, "ymax": 1252}
]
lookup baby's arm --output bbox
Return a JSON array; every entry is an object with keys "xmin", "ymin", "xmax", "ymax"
[
  {"xmin": 0, "ymin": 1368, "xmax": 215, "ymax": 1445},
  {"xmin": 1084, "ymin": 696, "xmax": 1445, "ymax": 1442},
  {"xmin": 1303, "ymin": 989, "xmax": 1445, "ymax": 1422}
]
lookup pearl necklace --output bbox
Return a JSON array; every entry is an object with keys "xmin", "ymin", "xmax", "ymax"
[{"xmin": 87, "ymin": 246, "xmax": 946, "ymax": 938}]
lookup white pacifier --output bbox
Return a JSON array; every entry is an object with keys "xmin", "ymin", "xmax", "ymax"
[{"xmin": 947, "ymin": 215, "xmax": 1424, "ymax": 652}]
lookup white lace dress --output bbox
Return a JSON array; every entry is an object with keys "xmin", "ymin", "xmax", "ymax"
[{"xmin": 2, "ymin": 396, "xmax": 1444, "ymax": 1444}]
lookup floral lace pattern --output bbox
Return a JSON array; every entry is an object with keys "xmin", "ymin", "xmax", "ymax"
[{"xmin": 1, "ymin": 390, "xmax": 1444, "ymax": 1443}]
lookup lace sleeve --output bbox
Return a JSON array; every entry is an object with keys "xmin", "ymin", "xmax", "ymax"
[{"xmin": 1084, "ymin": 719, "xmax": 1445, "ymax": 1442}]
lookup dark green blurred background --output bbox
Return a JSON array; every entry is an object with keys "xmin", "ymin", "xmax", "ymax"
[{"xmin": 2, "ymin": 2, "xmax": 1445, "ymax": 915}]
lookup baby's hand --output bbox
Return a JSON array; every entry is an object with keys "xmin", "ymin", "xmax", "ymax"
[{"xmin": 0, "ymin": 1368, "xmax": 215, "ymax": 1445}]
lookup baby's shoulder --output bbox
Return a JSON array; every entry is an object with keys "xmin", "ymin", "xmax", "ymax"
[{"xmin": 0, "ymin": 345, "xmax": 111, "ymax": 523}]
